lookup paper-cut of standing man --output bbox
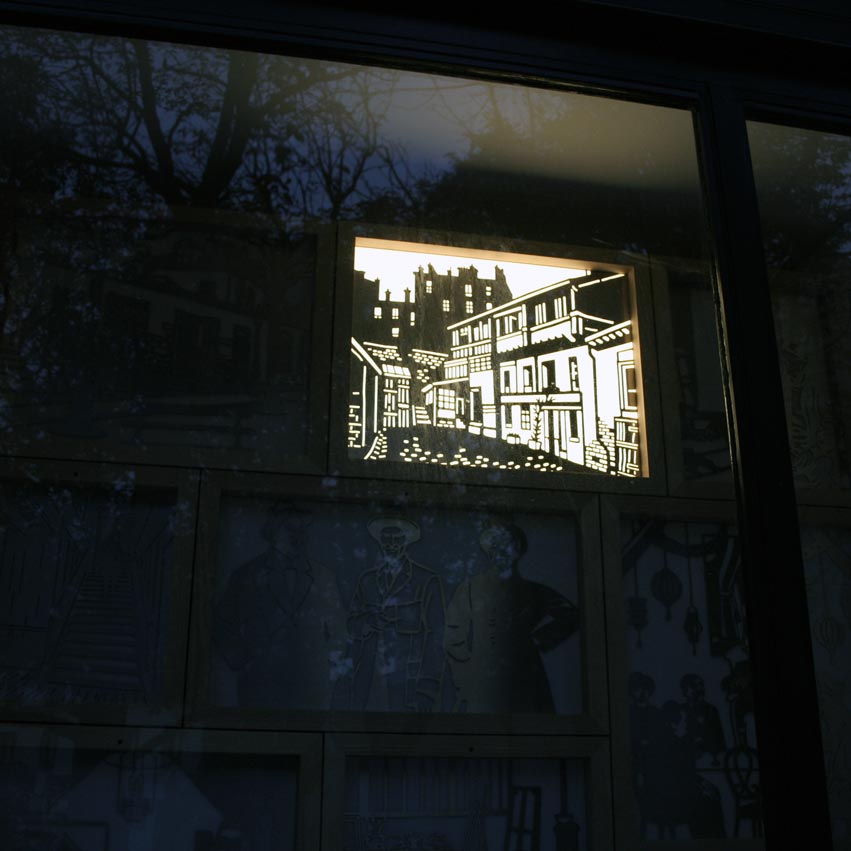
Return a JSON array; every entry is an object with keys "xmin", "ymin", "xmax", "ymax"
[
  {"xmin": 214, "ymin": 502, "xmax": 347, "ymax": 710},
  {"xmin": 342, "ymin": 517, "xmax": 446, "ymax": 712},
  {"xmin": 443, "ymin": 521, "xmax": 579, "ymax": 713}
]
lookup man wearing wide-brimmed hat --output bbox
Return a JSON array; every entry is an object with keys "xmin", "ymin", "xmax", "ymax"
[
  {"xmin": 214, "ymin": 501, "xmax": 347, "ymax": 710},
  {"xmin": 341, "ymin": 516, "xmax": 446, "ymax": 712}
]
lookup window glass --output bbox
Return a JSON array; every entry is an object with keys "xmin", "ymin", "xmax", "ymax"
[
  {"xmin": 209, "ymin": 497, "xmax": 582, "ymax": 716},
  {"xmin": 0, "ymin": 25, "xmax": 727, "ymax": 490},
  {"xmin": 0, "ymin": 474, "xmax": 184, "ymax": 720},
  {"xmin": 749, "ymin": 118, "xmax": 851, "ymax": 845},
  {"xmin": 620, "ymin": 514, "xmax": 760, "ymax": 841},
  {"xmin": 749, "ymin": 122, "xmax": 851, "ymax": 499},
  {"xmin": 800, "ymin": 524, "xmax": 851, "ymax": 845},
  {"xmin": 0, "ymin": 20, "xmax": 742, "ymax": 849}
]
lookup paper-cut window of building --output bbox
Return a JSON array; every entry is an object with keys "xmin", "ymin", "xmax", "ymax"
[
  {"xmin": 426, "ymin": 280, "xmax": 433, "ymax": 293},
  {"xmin": 466, "ymin": 300, "xmax": 474, "ymax": 314},
  {"xmin": 521, "ymin": 404, "xmax": 531, "ymax": 429},
  {"xmin": 410, "ymin": 312, "xmax": 416, "ymax": 325},
  {"xmin": 374, "ymin": 307, "xmax": 382, "ymax": 319},
  {"xmin": 442, "ymin": 299, "xmax": 450, "ymax": 312},
  {"xmin": 523, "ymin": 366, "xmax": 534, "ymax": 391},
  {"xmin": 554, "ymin": 295, "xmax": 568, "ymax": 318},
  {"xmin": 619, "ymin": 360, "xmax": 638, "ymax": 410},
  {"xmin": 465, "ymin": 283, "xmax": 473, "ymax": 297},
  {"xmin": 569, "ymin": 357, "xmax": 579, "ymax": 391},
  {"xmin": 568, "ymin": 409, "xmax": 580, "ymax": 441},
  {"xmin": 485, "ymin": 284, "xmax": 492, "ymax": 297},
  {"xmin": 392, "ymin": 307, "xmax": 400, "ymax": 320},
  {"xmin": 486, "ymin": 302, "xmax": 493, "ymax": 310},
  {"xmin": 503, "ymin": 370, "xmax": 513, "ymax": 392},
  {"xmin": 535, "ymin": 302, "xmax": 547, "ymax": 324},
  {"xmin": 470, "ymin": 388, "xmax": 482, "ymax": 422},
  {"xmin": 504, "ymin": 405, "xmax": 513, "ymax": 427},
  {"xmin": 392, "ymin": 327, "xmax": 400, "ymax": 338},
  {"xmin": 437, "ymin": 388, "xmax": 454, "ymax": 410},
  {"xmin": 541, "ymin": 360, "xmax": 556, "ymax": 391}
]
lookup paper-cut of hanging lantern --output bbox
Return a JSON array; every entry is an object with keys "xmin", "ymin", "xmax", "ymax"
[
  {"xmin": 627, "ymin": 596, "xmax": 648, "ymax": 648},
  {"xmin": 651, "ymin": 565, "xmax": 682, "ymax": 621},
  {"xmin": 815, "ymin": 614, "xmax": 846, "ymax": 662}
]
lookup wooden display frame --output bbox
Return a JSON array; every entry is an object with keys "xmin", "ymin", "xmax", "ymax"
[
  {"xmin": 601, "ymin": 494, "xmax": 765, "ymax": 851},
  {"xmin": 329, "ymin": 223, "xmax": 666, "ymax": 496},
  {"xmin": 184, "ymin": 470, "xmax": 608, "ymax": 736},
  {"xmin": 0, "ymin": 722, "xmax": 322, "ymax": 851},
  {"xmin": 0, "ymin": 457, "xmax": 198, "ymax": 727},
  {"xmin": 321, "ymin": 732, "xmax": 612, "ymax": 851},
  {"xmin": 0, "ymin": 216, "xmax": 335, "ymax": 477}
]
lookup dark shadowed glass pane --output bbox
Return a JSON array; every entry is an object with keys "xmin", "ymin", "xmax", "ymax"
[
  {"xmin": 749, "ymin": 120, "xmax": 851, "ymax": 846},
  {"xmin": 800, "ymin": 524, "xmax": 851, "ymax": 845},
  {"xmin": 210, "ymin": 497, "xmax": 581, "ymax": 715},
  {"xmin": 621, "ymin": 516, "xmax": 761, "ymax": 841},
  {"xmin": 749, "ymin": 122, "xmax": 851, "ymax": 498},
  {"xmin": 0, "ymin": 27, "xmax": 324, "ymax": 470},
  {"xmin": 0, "ymin": 727, "xmax": 297, "ymax": 850},
  {"xmin": 344, "ymin": 755, "xmax": 586, "ymax": 851},
  {"xmin": 0, "ymin": 475, "xmax": 180, "ymax": 718}
]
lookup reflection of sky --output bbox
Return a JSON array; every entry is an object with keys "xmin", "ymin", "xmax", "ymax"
[
  {"xmin": 373, "ymin": 71, "xmax": 699, "ymax": 189},
  {"xmin": 354, "ymin": 245, "xmax": 589, "ymax": 301}
]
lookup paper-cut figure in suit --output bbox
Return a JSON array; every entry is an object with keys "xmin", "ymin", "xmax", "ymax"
[
  {"xmin": 214, "ymin": 502, "xmax": 347, "ymax": 710},
  {"xmin": 342, "ymin": 517, "xmax": 446, "ymax": 712},
  {"xmin": 443, "ymin": 521, "xmax": 579, "ymax": 713}
]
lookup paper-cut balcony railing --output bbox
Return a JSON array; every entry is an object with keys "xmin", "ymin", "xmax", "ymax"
[{"xmin": 349, "ymin": 238, "xmax": 646, "ymax": 477}]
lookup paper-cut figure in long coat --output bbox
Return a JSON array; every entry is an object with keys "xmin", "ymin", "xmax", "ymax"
[
  {"xmin": 443, "ymin": 521, "xmax": 579, "ymax": 713},
  {"xmin": 343, "ymin": 517, "xmax": 446, "ymax": 712}
]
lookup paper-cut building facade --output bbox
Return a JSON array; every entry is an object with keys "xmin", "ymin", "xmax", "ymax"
[{"xmin": 349, "ymin": 245, "xmax": 643, "ymax": 477}]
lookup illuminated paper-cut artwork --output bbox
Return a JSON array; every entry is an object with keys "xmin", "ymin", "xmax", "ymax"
[{"xmin": 349, "ymin": 238, "xmax": 645, "ymax": 477}]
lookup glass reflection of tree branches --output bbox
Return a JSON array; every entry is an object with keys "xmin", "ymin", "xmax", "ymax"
[{"xmin": 0, "ymin": 26, "xmax": 712, "ymax": 470}]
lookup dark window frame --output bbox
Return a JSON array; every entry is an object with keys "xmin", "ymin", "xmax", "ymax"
[{"xmin": 0, "ymin": 3, "xmax": 845, "ymax": 847}]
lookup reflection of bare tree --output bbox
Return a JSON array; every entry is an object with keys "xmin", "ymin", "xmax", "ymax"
[
  {"xmin": 2, "ymin": 31, "xmax": 433, "ymax": 222},
  {"xmin": 0, "ymin": 30, "xmax": 444, "ymax": 455}
]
